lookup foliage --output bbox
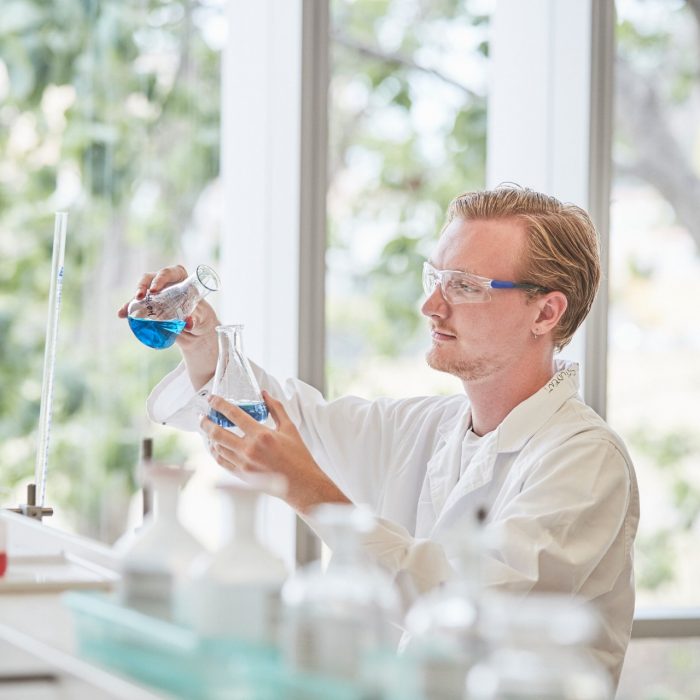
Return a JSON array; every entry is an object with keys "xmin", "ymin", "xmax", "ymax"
[
  {"xmin": 327, "ymin": 0, "xmax": 488, "ymax": 389},
  {"xmin": 0, "ymin": 0, "xmax": 221, "ymax": 540},
  {"xmin": 636, "ymin": 529, "xmax": 677, "ymax": 591}
]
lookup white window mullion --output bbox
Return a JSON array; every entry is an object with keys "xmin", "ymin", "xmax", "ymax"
[
  {"xmin": 220, "ymin": 0, "xmax": 328, "ymax": 568},
  {"xmin": 488, "ymin": 0, "xmax": 612, "ymax": 415}
]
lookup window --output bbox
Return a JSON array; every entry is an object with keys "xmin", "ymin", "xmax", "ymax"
[
  {"xmin": 610, "ymin": 0, "xmax": 700, "ymax": 609},
  {"xmin": 0, "ymin": 0, "xmax": 225, "ymax": 544},
  {"xmin": 612, "ymin": 1, "xmax": 700, "ymax": 695},
  {"xmin": 326, "ymin": 0, "xmax": 492, "ymax": 399}
]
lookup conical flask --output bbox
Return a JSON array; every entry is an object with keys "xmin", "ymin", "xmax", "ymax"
[
  {"xmin": 127, "ymin": 264, "xmax": 220, "ymax": 349},
  {"xmin": 208, "ymin": 324, "xmax": 270, "ymax": 429}
]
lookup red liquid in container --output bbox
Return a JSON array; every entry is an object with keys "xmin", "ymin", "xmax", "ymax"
[{"xmin": 0, "ymin": 552, "xmax": 7, "ymax": 577}]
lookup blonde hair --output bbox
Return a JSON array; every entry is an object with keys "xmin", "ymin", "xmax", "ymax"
[{"xmin": 444, "ymin": 184, "xmax": 601, "ymax": 350}]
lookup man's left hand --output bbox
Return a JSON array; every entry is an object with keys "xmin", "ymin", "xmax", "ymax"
[{"xmin": 201, "ymin": 391, "xmax": 351, "ymax": 513}]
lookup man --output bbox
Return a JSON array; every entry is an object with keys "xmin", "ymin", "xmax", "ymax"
[{"xmin": 120, "ymin": 185, "xmax": 639, "ymax": 685}]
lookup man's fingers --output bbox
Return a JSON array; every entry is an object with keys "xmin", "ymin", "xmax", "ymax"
[
  {"xmin": 117, "ymin": 272, "xmax": 155, "ymax": 317},
  {"xmin": 200, "ymin": 413, "xmax": 244, "ymax": 443},
  {"xmin": 262, "ymin": 391, "xmax": 290, "ymax": 429},
  {"xmin": 208, "ymin": 395, "xmax": 260, "ymax": 433},
  {"xmin": 118, "ymin": 265, "xmax": 189, "ymax": 318},
  {"xmin": 135, "ymin": 272, "xmax": 156, "ymax": 299},
  {"xmin": 149, "ymin": 264, "xmax": 188, "ymax": 294},
  {"xmin": 210, "ymin": 441, "xmax": 245, "ymax": 472}
]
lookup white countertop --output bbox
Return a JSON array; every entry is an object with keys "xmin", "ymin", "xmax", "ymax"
[{"xmin": 0, "ymin": 510, "xmax": 168, "ymax": 700}]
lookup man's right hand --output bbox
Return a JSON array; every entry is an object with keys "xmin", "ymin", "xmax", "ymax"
[{"xmin": 118, "ymin": 264, "xmax": 221, "ymax": 390}]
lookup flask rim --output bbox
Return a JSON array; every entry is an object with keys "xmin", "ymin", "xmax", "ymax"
[
  {"xmin": 215, "ymin": 324, "xmax": 244, "ymax": 332},
  {"xmin": 196, "ymin": 264, "xmax": 221, "ymax": 292}
]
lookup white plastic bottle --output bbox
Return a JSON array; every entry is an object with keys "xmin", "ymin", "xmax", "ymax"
[
  {"xmin": 179, "ymin": 474, "xmax": 288, "ymax": 648},
  {"xmin": 118, "ymin": 463, "xmax": 205, "ymax": 619}
]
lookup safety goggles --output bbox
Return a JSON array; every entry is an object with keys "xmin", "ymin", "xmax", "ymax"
[{"xmin": 422, "ymin": 261, "xmax": 549, "ymax": 304}]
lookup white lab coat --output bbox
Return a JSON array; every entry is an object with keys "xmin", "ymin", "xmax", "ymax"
[{"xmin": 147, "ymin": 359, "xmax": 639, "ymax": 685}]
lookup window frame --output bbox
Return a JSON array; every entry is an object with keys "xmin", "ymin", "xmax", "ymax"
[{"xmin": 220, "ymin": 0, "xmax": 328, "ymax": 566}]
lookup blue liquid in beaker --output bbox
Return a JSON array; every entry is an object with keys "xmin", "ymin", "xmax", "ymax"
[
  {"xmin": 128, "ymin": 317, "xmax": 186, "ymax": 349},
  {"xmin": 208, "ymin": 401, "xmax": 269, "ymax": 428}
]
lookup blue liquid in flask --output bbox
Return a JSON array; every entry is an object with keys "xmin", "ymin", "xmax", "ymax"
[
  {"xmin": 128, "ymin": 317, "xmax": 186, "ymax": 349},
  {"xmin": 208, "ymin": 401, "xmax": 269, "ymax": 428}
]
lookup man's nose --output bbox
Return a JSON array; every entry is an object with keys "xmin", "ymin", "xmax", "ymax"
[{"xmin": 420, "ymin": 285, "xmax": 449, "ymax": 318}]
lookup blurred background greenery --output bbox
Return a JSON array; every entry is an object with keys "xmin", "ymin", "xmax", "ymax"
[{"xmin": 0, "ymin": 0, "xmax": 223, "ymax": 539}]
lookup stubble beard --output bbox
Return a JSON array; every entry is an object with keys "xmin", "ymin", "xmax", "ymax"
[{"xmin": 425, "ymin": 345, "xmax": 495, "ymax": 382}]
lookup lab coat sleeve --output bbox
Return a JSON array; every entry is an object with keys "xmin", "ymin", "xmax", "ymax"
[
  {"xmin": 361, "ymin": 517, "xmax": 455, "ymax": 596},
  {"xmin": 147, "ymin": 362, "xmax": 211, "ymax": 431},
  {"xmin": 147, "ymin": 361, "xmax": 453, "ymax": 512},
  {"xmin": 301, "ymin": 510, "xmax": 455, "ymax": 603},
  {"xmin": 313, "ymin": 436, "xmax": 633, "ymax": 606},
  {"xmin": 483, "ymin": 437, "xmax": 633, "ymax": 597}
]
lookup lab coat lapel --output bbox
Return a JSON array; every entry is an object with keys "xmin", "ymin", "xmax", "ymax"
[
  {"xmin": 416, "ymin": 406, "xmax": 470, "ymax": 537},
  {"xmin": 430, "ymin": 360, "xmax": 582, "ymax": 534},
  {"xmin": 432, "ymin": 432, "xmax": 499, "ymax": 531},
  {"xmin": 427, "ymin": 417, "xmax": 469, "ymax": 515}
]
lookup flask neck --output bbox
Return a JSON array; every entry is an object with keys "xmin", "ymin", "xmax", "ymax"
[
  {"xmin": 217, "ymin": 324, "xmax": 244, "ymax": 355},
  {"xmin": 188, "ymin": 268, "xmax": 215, "ymax": 302}
]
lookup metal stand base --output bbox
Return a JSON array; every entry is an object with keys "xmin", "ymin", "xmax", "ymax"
[{"xmin": 7, "ymin": 484, "xmax": 53, "ymax": 521}]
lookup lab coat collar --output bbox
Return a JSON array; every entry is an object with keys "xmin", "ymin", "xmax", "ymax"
[
  {"xmin": 436, "ymin": 402, "xmax": 470, "ymax": 441},
  {"xmin": 427, "ymin": 360, "xmax": 581, "ymax": 535},
  {"xmin": 432, "ymin": 359, "xmax": 580, "ymax": 449},
  {"xmin": 495, "ymin": 359, "xmax": 580, "ymax": 453}
]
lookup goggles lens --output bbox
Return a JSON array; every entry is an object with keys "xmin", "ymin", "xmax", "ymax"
[{"xmin": 422, "ymin": 262, "xmax": 492, "ymax": 304}]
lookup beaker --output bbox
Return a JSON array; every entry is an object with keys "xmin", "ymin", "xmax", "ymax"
[
  {"xmin": 208, "ymin": 324, "xmax": 269, "ymax": 429},
  {"xmin": 127, "ymin": 264, "xmax": 220, "ymax": 349}
]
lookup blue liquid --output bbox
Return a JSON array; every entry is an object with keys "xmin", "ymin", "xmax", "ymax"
[
  {"xmin": 208, "ymin": 401, "xmax": 269, "ymax": 428},
  {"xmin": 128, "ymin": 317, "xmax": 186, "ymax": 349}
]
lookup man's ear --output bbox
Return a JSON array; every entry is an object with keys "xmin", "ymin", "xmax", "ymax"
[{"xmin": 533, "ymin": 291, "xmax": 568, "ymax": 334}]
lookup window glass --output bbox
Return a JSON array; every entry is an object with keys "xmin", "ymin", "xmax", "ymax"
[
  {"xmin": 326, "ymin": 0, "xmax": 492, "ymax": 399},
  {"xmin": 0, "ymin": 0, "xmax": 225, "ymax": 543},
  {"xmin": 617, "ymin": 637, "xmax": 700, "ymax": 700},
  {"xmin": 611, "ymin": 0, "xmax": 700, "ymax": 606}
]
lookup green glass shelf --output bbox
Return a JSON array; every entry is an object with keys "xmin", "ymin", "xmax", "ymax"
[{"xmin": 64, "ymin": 591, "xmax": 418, "ymax": 700}]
